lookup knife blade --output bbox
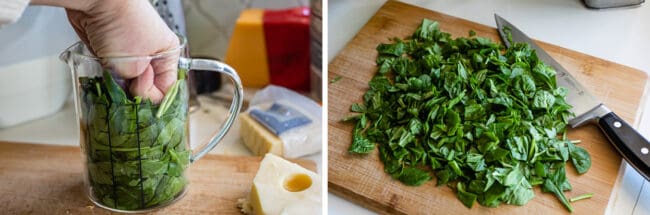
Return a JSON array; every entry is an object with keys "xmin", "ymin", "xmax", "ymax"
[{"xmin": 494, "ymin": 14, "xmax": 650, "ymax": 181}]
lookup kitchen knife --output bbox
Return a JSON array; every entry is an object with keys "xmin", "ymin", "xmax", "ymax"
[{"xmin": 494, "ymin": 14, "xmax": 650, "ymax": 181}]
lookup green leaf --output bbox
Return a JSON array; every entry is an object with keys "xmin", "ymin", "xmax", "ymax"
[
  {"xmin": 398, "ymin": 167, "xmax": 431, "ymax": 186},
  {"xmin": 349, "ymin": 122, "xmax": 375, "ymax": 154},
  {"xmin": 504, "ymin": 167, "xmax": 524, "ymax": 187},
  {"xmin": 569, "ymin": 144, "xmax": 591, "ymax": 174},
  {"xmin": 397, "ymin": 129, "xmax": 415, "ymax": 148},
  {"xmin": 408, "ymin": 118, "xmax": 423, "ymax": 135},
  {"xmin": 505, "ymin": 181, "xmax": 535, "ymax": 206},
  {"xmin": 543, "ymin": 179, "xmax": 574, "ymax": 212},
  {"xmin": 436, "ymin": 169, "xmax": 455, "ymax": 186},
  {"xmin": 480, "ymin": 183, "xmax": 506, "ymax": 207},
  {"xmin": 457, "ymin": 182, "xmax": 478, "ymax": 208},
  {"xmin": 156, "ymin": 79, "xmax": 182, "ymax": 118},
  {"xmin": 533, "ymin": 90, "xmax": 556, "ymax": 109},
  {"xmin": 414, "ymin": 19, "xmax": 440, "ymax": 40},
  {"xmin": 457, "ymin": 61, "xmax": 468, "ymax": 80},
  {"xmin": 464, "ymin": 103, "xmax": 484, "ymax": 121},
  {"xmin": 377, "ymin": 41, "xmax": 406, "ymax": 56},
  {"xmin": 444, "ymin": 110, "xmax": 461, "ymax": 136},
  {"xmin": 477, "ymin": 132, "xmax": 499, "ymax": 153},
  {"xmin": 466, "ymin": 153, "xmax": 486, "ymax": 172},
  {"xmin": 349, "ymin": 134, "xmax": 375, "ymax": 154},
  {"xmin": 330, "ymin": 75, "xmax": 343, "ymax": 83},
  {"xmin": 351, "ymin": 103, "xmax": 367, "ymax": 113},
  {"xmin": 468, "ymin": 30, "xmax": 476, "ymax": 37},
  {"xmin": 102, "ymin": 71, "xmax": 128, "ymax": 104}
]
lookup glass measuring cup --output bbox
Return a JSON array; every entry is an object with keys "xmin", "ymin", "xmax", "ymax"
[{"xmin": 59, "ymin": 36, "xmax": 243, "ymax": 212}]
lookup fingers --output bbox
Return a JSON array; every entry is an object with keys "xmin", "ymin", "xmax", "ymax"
[
  {"xmin": 126, "ymin": 53, "xmax": 180, "ymax": 104},
  {"xmin": 107, "ymin": 58, "xmax": 152, "ymax": 79},
  {"xmin": 128, "ymin": 64, "xmax": 164, "ymax": 104},
  {"xmin": 151, "ymin": 52, "xmax": 179, "ymax": 94}
]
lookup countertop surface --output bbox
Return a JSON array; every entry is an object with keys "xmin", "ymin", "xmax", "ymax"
[{"xmin": 328, "ymin": 0, "xmax": 650, "ymax": 214}]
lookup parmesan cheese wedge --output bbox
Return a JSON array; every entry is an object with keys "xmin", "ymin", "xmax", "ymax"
[{"xmin": 243, "ymin": 154, "xmax": 321, "ymax": 215}]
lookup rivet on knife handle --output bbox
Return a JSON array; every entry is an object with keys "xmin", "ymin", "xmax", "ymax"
[{"xmin": 598, "ymin": 112, "xmax": 650, "ymax": 181}]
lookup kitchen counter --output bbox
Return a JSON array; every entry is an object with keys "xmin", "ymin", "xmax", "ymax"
[{"xmin": 328, "ymin": 0, "xmax": 650, "ymax": 214}]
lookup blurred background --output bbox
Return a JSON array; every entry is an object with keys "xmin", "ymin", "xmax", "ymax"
[{"xmin": 186, "ymin": 0, "xmax": 309, "ymax": 60}]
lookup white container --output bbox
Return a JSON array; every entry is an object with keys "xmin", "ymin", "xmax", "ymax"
[{"xmin": 0, "ymin": 6, "xmax": 78, "ymax": 128}]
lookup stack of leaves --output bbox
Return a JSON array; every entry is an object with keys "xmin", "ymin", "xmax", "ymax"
[
  {"xmin": 80, "ymin": 69, "xmax": 190, "ymax": 210},
  {"xmin": 346, "ymin": 19, "xmax": 591, "ymax": 212}
]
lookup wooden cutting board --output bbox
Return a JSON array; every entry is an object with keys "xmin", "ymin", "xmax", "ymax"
[
  {"xmin": 328, "ymin": 1, "xmax": 649, "ymax": 214},
  {"xmin": 0, "ymin": 141, "xmax": 316, "ymax": 214}
]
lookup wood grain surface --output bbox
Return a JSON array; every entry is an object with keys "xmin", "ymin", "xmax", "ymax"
[
  {"xmin": 0, "ymin": 141, "xmax": 315, "ymax": 214},
  {"xmin": 327, "ymin": 1, "xmax": 649, "ymax": 214}
]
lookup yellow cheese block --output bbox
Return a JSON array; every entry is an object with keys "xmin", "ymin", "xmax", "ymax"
[
  {"xmin": 239, "ymin": 112, "xmax": 283, "ymax": 156},
  {"xmin": 225, "ymin": 9, "xmax": 270, "ymax": 88},
  {"xmin": 249, "ymin": 154, "xmax": 321, "ymax": 215}
]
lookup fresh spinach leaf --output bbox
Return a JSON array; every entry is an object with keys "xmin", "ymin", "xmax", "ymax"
[
  {"xmin": 568, "ymin": 143, "xmax": 591, "ymax": 174},
  {"xmin": 330, "ymin": 75, "xmax": 343, "ymax": 83},
  {"xmin": 457, "ymin": 182, "xmax": 478, "ymax": 208},
  {"xmin": 398, "ymin": 167, "xmax": 431, "ymax": 186}
]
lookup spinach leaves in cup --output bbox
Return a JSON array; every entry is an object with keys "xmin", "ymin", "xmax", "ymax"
[{"xmin": 80, "ymin": 69, "xmax": 190, "ymax": 210}]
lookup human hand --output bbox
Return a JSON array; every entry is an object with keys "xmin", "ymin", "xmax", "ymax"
[{"xmin": 34, "ymin": 0, "xmax": 180, "ymax": 103}]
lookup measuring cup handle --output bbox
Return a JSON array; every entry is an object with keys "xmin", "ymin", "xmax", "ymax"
[{"xmin": 187, "ymin": 58, "xmax": 244, "ymax": 163}]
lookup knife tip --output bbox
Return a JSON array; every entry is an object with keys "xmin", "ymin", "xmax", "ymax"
[{"xmin": 494, "ymin": 14, "xmax": 503, "ymax": 22}]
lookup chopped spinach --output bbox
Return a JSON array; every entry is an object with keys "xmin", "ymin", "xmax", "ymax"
[
  {"xmin": 346, "ymin": 19, "xmax": 591, "ymax": 212},
  {"xmin": 330, "ymin": 75, "xmax": 343, "ymax": 84},
  {"xmin": 80, "ymin": 69, "xmax": 189, "ymax": 210}
]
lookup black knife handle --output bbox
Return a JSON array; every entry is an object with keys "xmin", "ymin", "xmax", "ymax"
[{"xmin": 598, "ymin": 112, "xmax": 650, "ymax": 181}]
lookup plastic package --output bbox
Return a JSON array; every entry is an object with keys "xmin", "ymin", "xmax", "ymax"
[{"xmin": 244, "ymin": 85, "xmax": 321, "ymax": 158}]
